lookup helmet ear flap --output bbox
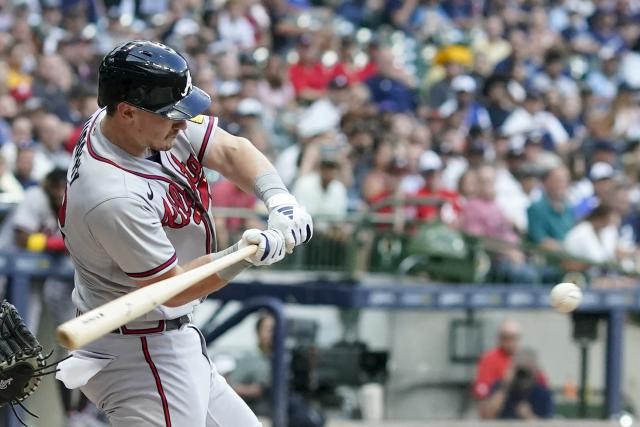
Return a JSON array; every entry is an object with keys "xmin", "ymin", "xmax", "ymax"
[{"xmin": 128, "ymin": 87, "xmax": 146, "ymax": 105}]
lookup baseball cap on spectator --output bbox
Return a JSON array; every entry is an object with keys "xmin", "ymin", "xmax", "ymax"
[
  {"xmin": 237, "ymin": 98, "xmax": 263, "ymax": 117},
  {"xmin": 418, "ymin": 151, "xmax": 443, "ymax": 173},
  {"xmin": 589, "ymin": 162, "xmax": 616, "ymax": 181},
  {"xmin": 451, "ymin": 75, "xmax": 476, "ymax": 93},
  {"xmin": 433, "ymin": 45, "xmax": 473, "ymax": 66},
  {"xmin": 217, "ymin": 81, "xmax": 242, "ymax": 98}
]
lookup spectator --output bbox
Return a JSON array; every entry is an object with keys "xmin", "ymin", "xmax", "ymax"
[
  {"xmin": 218, "ymin": 0, "xmax": 258, "ymax": 51},
  {"xmin": 495, "ymin": 150, "xmax": 532, "ymax": 233},
  {"xmin": 460, "ymin": 164, "xmax": 536, "ymax": 283},
  {"xmin": 229, "ymin": 313, "xmax": 274, "ymax": 416},
  {"xmin": 229, "ymin": 313, "xmax": 325, "ymax": 427},
  {"xmin": 236, "ymin": 98, "xmax": 271, "ymax": 155},
  {"xmin": 527, "ymin": 166, "xmax": 576, "ymax": 251},
  {"xmin": 482, "ymin": 76, "xmax": 514, "ymax": 130},
  {"xmin": 472, "ymin": 15, "xmax": 512, "ymax": 70},
  {"xmin": 480, "ymin": 348, "xmax": 554, "ymax": 420},
  {"xmin": 531, "ymin": 48, "xmax": 579, "ymax": 99},
  {"xmin": 34, "ymin": 113, "xmax": 72, "ymax": 173},
  {"xmin": 571, "ymin": 162, "xmax": 617, "ymax": 219},
  {"xmin": 457, "ymin": 167, "xmax": 478, "ymax": 201},
  {"xmin": 13, "ymin": 145, "xmax": 37, "ymax": 189},
  {"xmin": 362, "ymin": 143, "xmax": 399, "ymax": 208},
  {"xmin": 288, "ymin": 34, "xmax": 332, "ymax": 102},
  {"xmin": 365, "ymin": 48, "xmax": 417, "ymax": 113},
  {"xmin": 610, "ymin": 83, "xmax": 640, "ymax": 141},
  {"xmin": 330, "ymin": 37, "xmax": 376, "ymax": 85},
  {"xmin": 31, "ymin": 54, "xmax": 74, "ymax": 121},
  {"xmin": 0, "ymin": 153, "xmax": 22, "ymax": 202},
  {"xmin": 585, "ymin": 49, "xmax": 622, "ymax": 102},
  {"xmin": 256, "ymin": 54, "xmax": 295, "ymax": 119},
  {"xmin": 501, "ymin": 91, "xmax": 570, "ymax": 152},
  {"xmin": 473, "ymin": 320, "xmax": 549, "ymax": 405},
  {"xmin": 414, "ymin": 150, "xmax": 461, "ymax": 224},
  {"xmin": 429, "ymin": 45, "xmax": 470, "ymax": 108},
  {"xmin": 292, "ymin": 145, "xmax": 348, "ymax": 220},
  {"xmin": 438, "ymin": 75, "xmax": 491, "ymax": 131},
  {"xmin": 564, "ymin": 204, "xmax": 617, "ymax": 264}
]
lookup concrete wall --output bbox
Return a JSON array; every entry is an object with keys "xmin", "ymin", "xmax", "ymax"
[
  {"xmin": 203, "ymin": 301, "xmax": 640, "ymax": 420},
  {"xmin": 23, "ymin": 300, "xmax": 639, "ymax": 426}
]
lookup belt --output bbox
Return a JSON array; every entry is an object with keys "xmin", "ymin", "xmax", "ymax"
[
  {"xmin": 75, "ymin": 309, "xmax": 191, "ymax": 336},
  {"xmin": 110, "ymin": 315, "xmax": 190, "ymax": 335}
]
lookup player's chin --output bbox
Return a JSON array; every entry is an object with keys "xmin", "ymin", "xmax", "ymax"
[{"xmin": 156, "ymin": 137, "xmax": 177, "ymax": 151}]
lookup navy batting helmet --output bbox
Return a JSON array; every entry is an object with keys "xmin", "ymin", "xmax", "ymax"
[{"xmin": 98, "ymin": 40, "xmax": 210, "ymax": 120}]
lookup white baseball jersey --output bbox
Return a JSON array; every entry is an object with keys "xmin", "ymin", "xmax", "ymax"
[{"xmin": 60, "ymin": 108, "xmax": 219, "ymax": 321}]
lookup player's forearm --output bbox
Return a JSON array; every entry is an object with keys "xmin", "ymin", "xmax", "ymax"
[{"xmin": 211, "ymin": 136, "xmax": 277, "ymax": 196}]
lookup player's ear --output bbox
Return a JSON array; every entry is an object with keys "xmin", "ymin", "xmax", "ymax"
[{"xmin": 116, "ymin": 102, "xmax": 135, "ymax": 122}]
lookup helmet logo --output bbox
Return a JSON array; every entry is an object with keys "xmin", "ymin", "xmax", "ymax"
[{"xmin": 181, "ymin": 71, "xmax": 192, "ymax": 97}]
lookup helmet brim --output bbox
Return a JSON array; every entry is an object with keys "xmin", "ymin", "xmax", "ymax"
[{"xmin": 160, "ymin": 86, "xmax": 211, "ymax": 120}]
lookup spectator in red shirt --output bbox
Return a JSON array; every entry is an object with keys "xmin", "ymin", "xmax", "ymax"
[
  {"xmin": 329, "ymin": 37, "xmax": 377, "ymax": 85},
  {"xmin": 473, "ymin": 319, "xmax": 521, "ymax": 401},
  {"xmin": 415, "ymin": 150, "xmax": 462, "ymax": 224},
  {"xmin": 288, "ymin": 34, "xmax": 332, "ymax": 102},
  {"xmin": 474, "ymin": 319, "xmax": 549, "ymax": 418}
]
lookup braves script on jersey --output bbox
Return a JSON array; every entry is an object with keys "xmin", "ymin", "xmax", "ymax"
[{"xmin": 60, "ymin": 108, "xmax": 218, "ymax": 321}]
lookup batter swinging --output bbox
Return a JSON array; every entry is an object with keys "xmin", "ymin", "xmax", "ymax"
[{"xmin": 56, "ymin": 40, "xmax": 313, "ymax": 427}]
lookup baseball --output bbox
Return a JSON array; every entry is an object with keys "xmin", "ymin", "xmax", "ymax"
[{"xmin": 550, "ymin": 282, "xmax": 582, "ymax": 313}]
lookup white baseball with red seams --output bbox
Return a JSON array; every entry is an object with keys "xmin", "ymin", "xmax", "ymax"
[{"xmin": 550, "ymin": 282, "xmax": 583, "ymax": 313}]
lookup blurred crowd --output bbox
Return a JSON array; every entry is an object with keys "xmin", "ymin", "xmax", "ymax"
[{"xmin": 2, "ymin": 0, "xmax": 640, "ymax": 285}]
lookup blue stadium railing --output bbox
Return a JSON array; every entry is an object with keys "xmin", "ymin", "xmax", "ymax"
[{"xmin": 1, "ymin": 251, "xmax": 636, "ymax": 426}]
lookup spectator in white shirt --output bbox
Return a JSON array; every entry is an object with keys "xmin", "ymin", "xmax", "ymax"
[
  {"xmin": 564, "ymin": 204, "xmax": 617, "ymax": 264},
  {"xmin": 292, "ymin": 146, "xmax": 348, "ymax": 222},
  {"xmin": 501, "ymin": 91, "xmax": 570, "ymax": 151},
  {"xmin": 218, "ymin": 0, "xmax": 257, "ymax": 51}
]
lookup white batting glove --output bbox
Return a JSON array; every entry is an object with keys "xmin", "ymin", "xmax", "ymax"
[
  {"xmin": 266, "ymin": 193, "xmax": 313, "ymax": 253},
  {"xmin": 238, "ymin": 229, "xmax": 286, "ymax": 266}
]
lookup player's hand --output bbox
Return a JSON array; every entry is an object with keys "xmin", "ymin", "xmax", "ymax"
[
  {"xmin": 238, "ymin": 229, "xmax": 286, "ymax": 266},
  {"xmin": 266, "ymin": 193, "xmax": 313, "ymax": 253}
]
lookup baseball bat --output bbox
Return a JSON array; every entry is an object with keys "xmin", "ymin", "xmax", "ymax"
[{"xmin": 56, "ymin": 245, "xmax": 258, "ymax": 350}]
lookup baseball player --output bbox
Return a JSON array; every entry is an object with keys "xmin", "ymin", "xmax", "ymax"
[{"xmin": 56, "ymin": 40, "xmax": 313, "ymax": 427}]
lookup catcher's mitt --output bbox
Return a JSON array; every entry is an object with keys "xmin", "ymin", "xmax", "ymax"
[{"xmin": 0, "ymin": 300, "xmax": 51, "ymax": 426}]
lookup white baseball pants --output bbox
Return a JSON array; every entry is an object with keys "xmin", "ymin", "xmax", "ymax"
[{"xmin": 58, "ymin": 324, "xmax": 262, "ymax": 427}]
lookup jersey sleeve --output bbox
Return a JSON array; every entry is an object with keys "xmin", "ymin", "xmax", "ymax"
[
  {"xmin": 85, "ymin": 197, "xmax": 178, "ymax": 280},
  {"xmin": 185, "ymin": 114, "xmax": 219, "ymax": 164}
]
